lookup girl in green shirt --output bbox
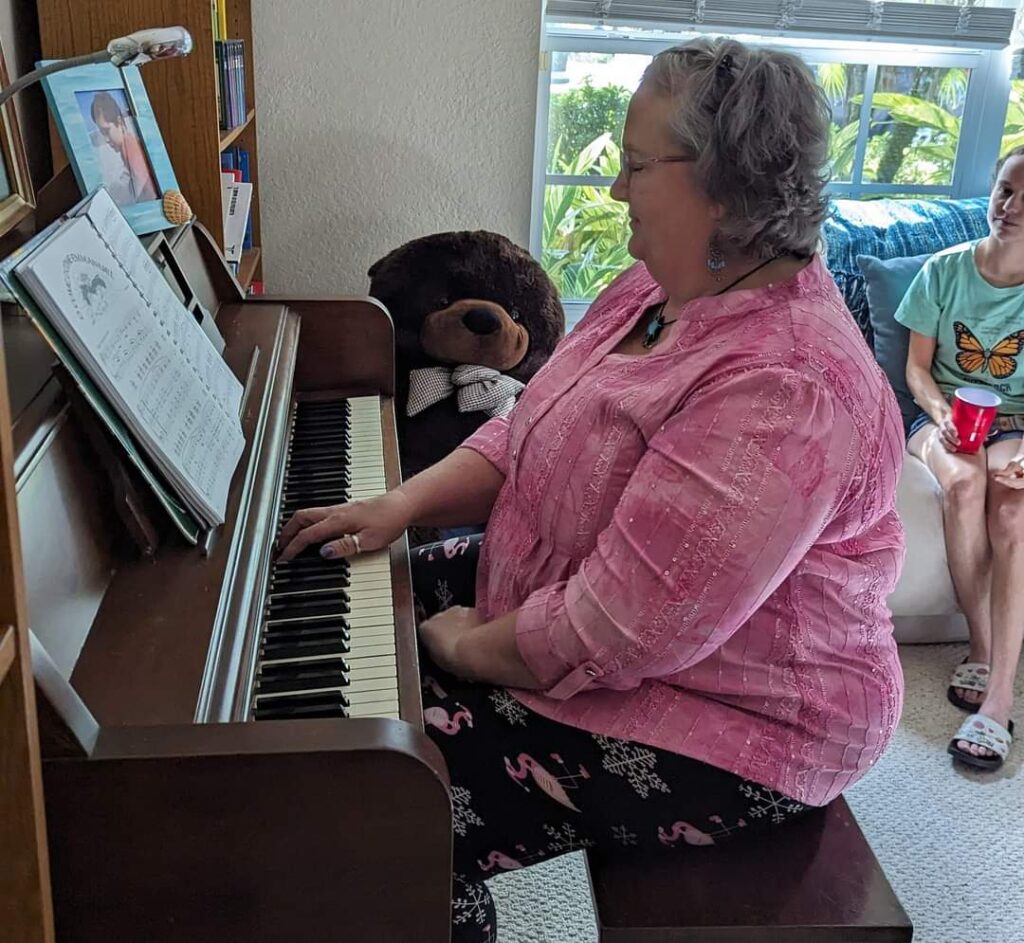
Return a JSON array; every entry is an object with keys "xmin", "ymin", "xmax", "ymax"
[{"xmin": 898, "ymin": 147, "xmax": 1024, "ymax": 772}]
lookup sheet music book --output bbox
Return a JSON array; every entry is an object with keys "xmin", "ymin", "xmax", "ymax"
[
  {"xmin": 1, "ymin": 188, "xmax": 245, "ymax": 539},
  {"xmin": 222, "ymin": 179, "xmax": 253, "ymax": 265}
]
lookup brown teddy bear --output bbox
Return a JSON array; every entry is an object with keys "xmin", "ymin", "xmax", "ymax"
[{"xmin": 368, "ymin": 230, "xmax": 565, "ymax": 483}]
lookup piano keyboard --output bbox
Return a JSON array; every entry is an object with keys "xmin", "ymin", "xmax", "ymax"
[{"xmin": 250, "ymin": 396, "xmax": 400, "ymax": 721}]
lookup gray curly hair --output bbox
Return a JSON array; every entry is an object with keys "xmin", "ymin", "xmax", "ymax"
[{"xmin": 642, "ymin": 37, "xmax": 831, "ymax": 259}]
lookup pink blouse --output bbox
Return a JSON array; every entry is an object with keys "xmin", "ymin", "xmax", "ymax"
[{"xmin": 462, "ymin": 257, "xmax": 905, "ymax": 807}]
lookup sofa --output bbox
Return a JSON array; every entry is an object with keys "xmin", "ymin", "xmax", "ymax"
[{"xmin": 824, "ymin": 196, "xmax": 991, "ymax": 643}]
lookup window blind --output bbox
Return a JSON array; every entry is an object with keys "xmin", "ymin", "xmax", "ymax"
[{"xmin": 544, "ymin": 1, "xmax": 1017, "ymax": 47}]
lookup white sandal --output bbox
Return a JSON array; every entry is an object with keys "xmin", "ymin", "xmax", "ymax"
[
  {"xmin": 947, "ymin": 713, "xmax": 1014, "ymax": 771},
  {"xmin": 947, "ymin": 660, "xmax": 989, "ymax": 712}
]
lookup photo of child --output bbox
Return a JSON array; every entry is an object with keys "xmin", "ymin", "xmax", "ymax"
[{"xmin": 75, "ymin": 88, "xmax": 158, "ymax": 206}]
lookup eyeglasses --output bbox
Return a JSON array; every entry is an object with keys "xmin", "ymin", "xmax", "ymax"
[{"xmin": 618, "ymin": 154, "xmax": 696, "ymax": 184}]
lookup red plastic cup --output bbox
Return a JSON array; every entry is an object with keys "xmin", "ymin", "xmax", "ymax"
[{"xmin": 951, "ymin": 387, "xmax": 1001, "ymax": 454}]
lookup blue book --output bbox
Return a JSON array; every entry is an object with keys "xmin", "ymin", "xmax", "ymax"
[
  {"xmin": 237, "ymin": 41, "xmax": 247, "ymax": 123},
  {"xmin": 235, "ymin": 147, "xmax": 253, "ymax": 250}
]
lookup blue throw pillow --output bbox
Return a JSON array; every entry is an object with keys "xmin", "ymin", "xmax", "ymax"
[{"xmin": 856, "ymin": 253, "xmax": 932, "ymax": 434}]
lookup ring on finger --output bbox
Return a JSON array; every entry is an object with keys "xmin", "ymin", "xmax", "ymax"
[{"xmin": 351, "ymin": 533, "xmax": 362, "ymax": 554}]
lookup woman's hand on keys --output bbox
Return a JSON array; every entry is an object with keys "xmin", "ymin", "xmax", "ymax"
[{"xmin": 276, "ymin": 491, "xmax": 415, "ymax": 562}]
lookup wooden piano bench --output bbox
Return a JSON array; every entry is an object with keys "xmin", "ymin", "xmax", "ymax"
[{"xmin": 586, "ymin": 797, "xmax": 913, "ymax": 943}]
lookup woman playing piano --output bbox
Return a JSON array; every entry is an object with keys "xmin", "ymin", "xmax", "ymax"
[{"xmin": 278, "ymin": 38, "xmax": 905, "ymax": 943}]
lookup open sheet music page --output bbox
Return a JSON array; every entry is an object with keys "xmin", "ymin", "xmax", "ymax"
[
  {"xmin": 78, "ymin": 189, "xmax": 244, "ymax": 417},
  {"xmin": 13, "ymin": 189, "xmax": 245, "ymax": 526}
]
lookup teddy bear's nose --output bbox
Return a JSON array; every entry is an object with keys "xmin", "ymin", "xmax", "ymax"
[{"xmin": 462, "ymin": 307, "xmax": 502, "ymax": 335}]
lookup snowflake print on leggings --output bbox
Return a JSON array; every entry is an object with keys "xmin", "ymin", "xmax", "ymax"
[
  {"xmin": 739, "ymin": 783, "xmax": 805, "ymax": 824},
  {"xmin": 488, "ymin": 688, "xmax": 528, "ymax": 726},
  {"xmin": 592, "ymin": 734, "xmax": 671, "ymax": 798},
  {"xmin": 434, "ymin": 578, "xmax": 454, "ymax": 612},
  {"xmin": 451, "ymin": 873, "xmax": 494, "ymax": 938},
  {"xmin": 542, "ymin": 822, "xmax": 595, "ymax": 854},
  {"xmin": 611, "ymin": 824, "xmax": 639, "ymax": 847},
  {"xmin": 451, "ymin": 785, "xmax": 485, "ymax": 836}
]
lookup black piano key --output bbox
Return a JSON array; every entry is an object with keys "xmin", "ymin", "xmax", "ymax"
[
  {"xmin": 291, "ymin": 438, "xmax": 348, "ymax": 447},
  {"xmin": 290, "ymin": 437, "xmax": 348, "ymax": 449},
  {"xmin": 257, "ymin": 660, "xmax": 349, "ymax": 694},
  {"xmin": 268, "ymin": 610, "xmax": 352, "ymax": 634},
  {"xmin": 298, "ymin": 398, "xmax": 348, "ymax": 409},
  {"xmin": 272, "ymin": 569, "xmax": 352, "ymax": 585},
  {"xmin": 291, "ymin": 426, "xmax": 351, "ymax": 438},
  {"xmin": 281, "ymin": 497, "xmax": 349, "ymax": 514},
  {"xmin": 271, "ymin": 573, "xmax": 350, "ymax": 592},
  {"xmin": 263, "ymin": 625, "xmax": 350, "ymax": 646},
  {"xmin": 292, "ymin": 417, "xmax": 347, "ymax": 426},
  {"xmin": 254, "ymin": 693, "xmax": 349, "ymax": 721},
  {"xmin": 283, "ymin": 485, "xmax": 350, "ymax": 500},
  {"xmin": 270, "ymin": 569, "xmax": 350, "ymax": 585},
  {"xmin": 270, "ymin": 565, "xmax": 350, "ymax": 589},
  {"xmin": 286, "ymin": 458, "xmax": 346, "ymax": 472},
  {"xmin": 274, "ymin": 553, "xmax": 349, "ymax": 567},
  {"xmin": 280, "ymin": 497, "xmax": 352, "ymax": 511},
  {"xmin": 284, "ymin": 466, "xmax": 352, "ymax": 481},
  {"xmin": 281, "ymin": 496, "xmax": 350, "ymax": 510},
  {"xmin": 274, "ymin": 553, "xmax": 350, "ymax": 570},
  {"xmin": 263, "ymin": 615, "xmax": 351, "ymax": 635},
  {"xmin": 267, "ymin": 594, "xmax": 350, "ymax": 618},
  {"xmin": 296, "ymin": 406, "xmax": 349, "ymax": 419},
  {"xmin": 261, "ymin": 637, "xmax": 348, "ymax": 660},
  {"xmin": 290, "ymin": 448, "xmax": 348, "ymax": 457},
  {"xmin": 284, "ymin": 468, "xmax": 350, "ymax": 482}
]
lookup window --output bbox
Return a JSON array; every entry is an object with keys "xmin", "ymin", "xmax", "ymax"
[{"xmin": 532, "ymin": 28, "xmax": 1016, "ymax": 316}]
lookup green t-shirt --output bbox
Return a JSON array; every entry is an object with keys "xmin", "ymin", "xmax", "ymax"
[{"xmin": 894, "ymin": 240, "xmax": 1024, "ymax": 415}]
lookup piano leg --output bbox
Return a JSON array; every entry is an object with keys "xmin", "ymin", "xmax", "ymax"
[{"xmin": 42, "ymin": 720, "xmax": 452, "ymax": 943}]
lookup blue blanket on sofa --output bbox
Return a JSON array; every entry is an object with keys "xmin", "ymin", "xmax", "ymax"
[{"xmin": 823, "ymin": 196, "xmax": 989, "ymax": 346}]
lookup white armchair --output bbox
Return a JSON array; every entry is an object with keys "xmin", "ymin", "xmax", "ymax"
[{"xmin": 889, "ymin": 454, "xmax": 968, "ymax": 643}]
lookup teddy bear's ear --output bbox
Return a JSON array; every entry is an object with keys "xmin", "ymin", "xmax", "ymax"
[{"xmin": 367, "ymin": 252, "xmax": 389, "ymax": 281}]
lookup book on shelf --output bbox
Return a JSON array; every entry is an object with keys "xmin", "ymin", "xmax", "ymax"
[
  {"xmin": 215, "ymin": 38, "xmax": 247, "ymax": 130},
  {"xmin": 223, "ymin": 180, "xmax": 253, "ymax": 267},
  {"xmin": 0, "ymin": 188, "xmax": 246, "ymax": 543},
  {"xmin": 215, "ymin": 0, "xmax": 228, "ymax": 41},
  {"xmin": 222, "ymin": 146, "xmax": 254, "ymax": 251}
]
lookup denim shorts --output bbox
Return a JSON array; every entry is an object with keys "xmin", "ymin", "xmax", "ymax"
[{"xmin": 907, "ymin": 410, "xmax": 1024, "ymax": 447}]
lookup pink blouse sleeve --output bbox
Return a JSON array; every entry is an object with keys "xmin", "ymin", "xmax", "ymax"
[
  {"xmin": 514, "ymin": 365, "xmax": 856, "ymax": 699},
  {"xmin": 459, "ymin": 415, "xmax": 511, "ymax": 476}
]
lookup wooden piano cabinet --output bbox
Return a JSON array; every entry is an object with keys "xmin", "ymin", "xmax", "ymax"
[
  {"xmin": 3, "ymin": 210, "xmax": 450, "ymax": 941},
  {"xmin": 43, "ymin": 719, "xmax": 452, "ymax": 943}
]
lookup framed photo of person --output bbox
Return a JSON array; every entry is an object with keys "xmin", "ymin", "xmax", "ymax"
[
  {"xmin": 0, "ymin": 37, "xmax": 35, "ymax": 241},
  {"xmin": 39, "ymin": 61, "xmax": 180, "ymax": 235}
]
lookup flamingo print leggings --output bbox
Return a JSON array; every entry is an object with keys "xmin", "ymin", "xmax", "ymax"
[{"xmin": 411, "ymin": 536, "xmax": 811, "ymax": 943}]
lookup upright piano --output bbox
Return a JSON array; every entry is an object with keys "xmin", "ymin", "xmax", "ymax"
[{"xmin": 1, "ymin": 203, "xmax": 452, "ymax": 941}]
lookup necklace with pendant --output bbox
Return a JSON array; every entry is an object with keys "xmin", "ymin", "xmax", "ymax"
[{"xmin": 641, "ymin": 254, "xmax": 783, "ymax": 350}]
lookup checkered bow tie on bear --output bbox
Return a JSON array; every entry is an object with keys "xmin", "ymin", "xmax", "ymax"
[{"xmin": 406, "ymin": 364, "xmax": 524, "ymax": 418}]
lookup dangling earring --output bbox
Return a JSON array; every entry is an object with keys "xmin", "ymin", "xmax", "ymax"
[{"xmin": 707, "ymin": 236, "xmax": 726, "ymax": 281}]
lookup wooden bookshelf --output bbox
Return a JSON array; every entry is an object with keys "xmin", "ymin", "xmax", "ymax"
[
  {"xmin": 36, "ymin": 0, "xmax": 264, "ymax": 289},
  {"xmin": 0, "ymin": 333, "xmax": 55, "ymax": 943},
  {"xmin": 237, "ymin": 246, "xmax": 261, "ymax": 290},
  {"xmin": 220, "ymin": 108, "xmax": 255, "ymax": 152}
]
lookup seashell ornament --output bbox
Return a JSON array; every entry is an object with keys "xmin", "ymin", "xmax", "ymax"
[{"xmin": 162, "ymin": 190, "xmax": 193, "ymax": 225}]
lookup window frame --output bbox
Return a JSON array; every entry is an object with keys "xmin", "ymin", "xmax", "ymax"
[{"xmin": 531, "ymin": 28, "xmax": 1014, "ymax": 316}]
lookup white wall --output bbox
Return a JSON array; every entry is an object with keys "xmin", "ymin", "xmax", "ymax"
[{"xmin": 252, "ymin": 0, "xmax": 542, "ymax": 295}]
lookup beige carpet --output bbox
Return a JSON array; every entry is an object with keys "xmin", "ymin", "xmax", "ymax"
[{"xmin": 490, "ymin": 643, "xmax": 1024, "ymax": 943}]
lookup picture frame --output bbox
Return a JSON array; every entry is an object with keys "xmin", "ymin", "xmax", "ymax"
[
  {"xmin": 0, "ymin": 37, "xmax": 36, "ymax": 241},
  {"xmin": 39, "ymin": 60, "xmax": 179, "ymax": 235}
]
